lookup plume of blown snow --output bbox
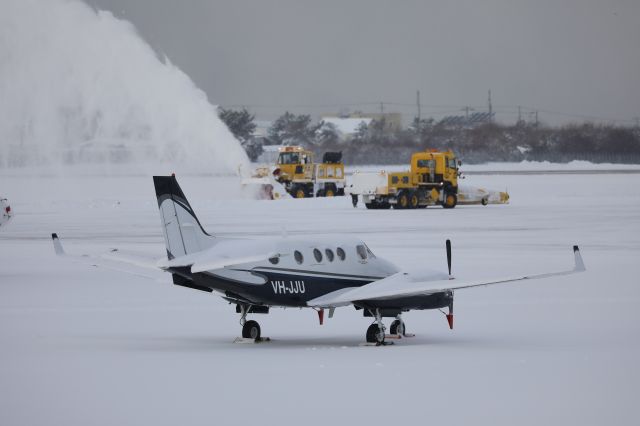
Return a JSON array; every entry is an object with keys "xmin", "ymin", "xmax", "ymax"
[{"xmin": 0, "ymin": 0, "xmax": 250, "ymax": 177}]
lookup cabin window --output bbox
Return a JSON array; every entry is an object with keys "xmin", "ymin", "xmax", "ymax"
[
  {"xmin": 294, "ymin": 250, "xmax": 304, "ymax": 264},
  {"xmin": 318, "ymin": 168, "xmax": 325, "ymax": 178},
  {"xmin": 336, "ymin": 168, "xmax": 343, "ymax": 178},
  {"xmin": 268, "ymin": 255, "xmax": 279, "ymax": 265},
  {"xmin": 336, "ymin": 247, "xmax": 346, "ymax": 261},
  {"xmin": 325, "ymin": 249, "xmax": 335, "ymax": 262},
  {"xmin": 327, "ymin": 167, "xmax": 334, "ymax": 177},
  {"xmin": 313, "ymin": 248, "xmax": 323, "ymax": 262},
  {"xmin": 356, "ymin": 245, "xmax": 367, "ymax": 260}
]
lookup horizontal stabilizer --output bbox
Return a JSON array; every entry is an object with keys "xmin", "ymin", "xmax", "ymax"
[{"xmin": 157, "ymin": 238, "xmax": 277, "ymax": 272}]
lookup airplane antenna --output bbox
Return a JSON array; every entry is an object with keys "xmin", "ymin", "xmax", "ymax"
[{"xmin": 446, "ymin": 239, "xmax": 452, "ymax": 278}]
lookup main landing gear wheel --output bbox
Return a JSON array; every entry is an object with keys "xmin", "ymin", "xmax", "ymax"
[
  {"xmin": 242, "ymin": 320, "xmax": 261, "ymax": 340},
  {"xmin": 390, "ymin": 319, "xmax": 405, "ymax": 336},
  {"xmin": 366, "ymin": 323, "xmax": 385, "ymax": 344}
]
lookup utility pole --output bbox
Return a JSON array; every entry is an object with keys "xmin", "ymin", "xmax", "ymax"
[
  {"xmin": 518, "ymin": 106, "xmax": 522, "ymax": 123},
  {"xmin": 487, "ymin": 89, "xmax": 493, "ymax": 120},
  {"xmin": 416, "ymin": 90, "xmax": 421, "ymax": 122},
  {"xmin": 462, "ymin": 106, "xmax": 474, "ymax": 119},
  {"xmin": 535, "ymin": 111, "xmax": 539, "ymax": 127}
]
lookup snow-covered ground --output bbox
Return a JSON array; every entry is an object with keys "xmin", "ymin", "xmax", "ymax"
[
  {"xmin": 1, "ymin": 169, "xmax": 639, "ymax": 425},
  {"xmin": 347, "ymin": 160, "xmax": 640, "ymax": 174}
]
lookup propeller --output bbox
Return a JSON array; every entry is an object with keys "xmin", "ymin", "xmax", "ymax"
[
  {"xmin": 445, "ymin": 239, "xmax": 454, "ymax": 329},
  {"xmin": 446, "ymin": 239, "xmax": 452, "ymax": 278}
]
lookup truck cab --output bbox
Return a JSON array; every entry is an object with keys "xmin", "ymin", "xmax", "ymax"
[
  {"xmin": 274, "ymin": 146, "xmax": 346, "ymax": 198},
  {"xmin": 276, "ymin": 146, "xmax": 314, "ymax": 183},
  {"xmin": 411, "ymin": 150, "xmax": 459, "ymax": 189}
]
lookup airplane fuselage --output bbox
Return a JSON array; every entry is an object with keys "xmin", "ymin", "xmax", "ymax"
[{"xmin": 167, "ymin": 236, "xmax": 452, "ymax": 312}]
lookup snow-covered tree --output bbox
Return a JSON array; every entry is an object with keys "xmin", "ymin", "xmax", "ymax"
[
  {"xmin": 217, "ymin": 107, "xmax": 262, "ymax": 161},
  {"xmin": 268, "ymin": 112, "xmax": 319, "ymax": 146}
]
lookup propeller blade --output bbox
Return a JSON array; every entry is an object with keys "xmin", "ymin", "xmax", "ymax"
[{"xmin": 446, "ymin": 239, "xmax": 452, "ymax": 277}]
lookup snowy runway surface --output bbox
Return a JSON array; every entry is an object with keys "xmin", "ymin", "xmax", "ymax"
[{"xmin": 1, "ymin": 171, "xmax": 639, "ymax": 425}]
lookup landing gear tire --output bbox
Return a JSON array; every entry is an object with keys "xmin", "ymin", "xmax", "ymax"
[
  {"xmin": 366, "ymin": 323, "xmax": 385, "ymax": 344},
  {"xmin": 242, "ymin": 320, "xmax": 261, "ymax": 340},
  {"xmin": 390, "ymin": 320, "xmax": 405, "ymax": 336}
]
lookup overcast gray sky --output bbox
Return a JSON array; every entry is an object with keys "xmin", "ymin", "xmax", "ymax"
[{"xmin": 89, "ymin": 0, "xmax": 640, "ymax": 125}]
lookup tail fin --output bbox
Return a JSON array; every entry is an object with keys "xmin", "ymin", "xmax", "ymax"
[{"xmin": 153, "ymin": 175, "xmax": 215, "ymax": 259}]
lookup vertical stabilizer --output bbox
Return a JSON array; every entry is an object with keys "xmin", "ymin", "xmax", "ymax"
[{"xmin": 153, "ymin": 176, "xmax": 215, "ymax": 259}]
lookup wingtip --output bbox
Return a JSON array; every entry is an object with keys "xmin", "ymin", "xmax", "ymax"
[
  {"xmin": 52, "ymin": 232, "xmax": 65, "ymax": 255},
  {"xmin": 573, "ymin": 245, "xmax": 586, "ymax": 272}
]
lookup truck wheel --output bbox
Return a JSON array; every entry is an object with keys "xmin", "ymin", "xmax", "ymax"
[
  {"xmin": 316, "ymin": 190, "xmax": 325, "ymax": 197},
  {"xmin": 325, "ymin": 186, "xmax": 336, "ymax": 197},
  {"xmin": 409, "ymin": 192, "xmax": 419, "ymax": 209},
  {"xmin": 442, "ymin": 193, "xmax": 457, "ymax": 209},
  {"xmin": 293, "ymin": 186, "xmax": 306, "ymax": 199},
  {"xmin": 395, "ymin": 192, "xmax": 409, "ymax": 209}
]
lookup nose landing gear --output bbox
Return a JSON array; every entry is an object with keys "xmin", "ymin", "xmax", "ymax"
[{"xmin": 365, "ymin": 309, "xmax": 388, "ymax": 345}]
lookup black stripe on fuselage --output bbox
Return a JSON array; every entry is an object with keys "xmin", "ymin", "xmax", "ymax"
[
  {"xmin": 193, "ymin": 269, "xmax": 369, "ymax": 307},
  {"xmin": 187, "ymin": 269, "xmax": 449, "ymax": 311}
]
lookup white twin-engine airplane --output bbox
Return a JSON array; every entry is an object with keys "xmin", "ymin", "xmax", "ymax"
[{"xmin": 53, "ymin": 175, "xmax": 586, "ymax": 345}]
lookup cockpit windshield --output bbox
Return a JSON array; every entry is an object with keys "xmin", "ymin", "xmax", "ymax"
[
  {"xmin": 356, "ymin": 245, "xmax": 367, "ymax": 260},
  {"xmin": 356, "ymin": 244, "xmax": 376, "ymax": 260},
  {"xmin": 364, "ymin": 244, "xmax": 376, "ymax": 259}
]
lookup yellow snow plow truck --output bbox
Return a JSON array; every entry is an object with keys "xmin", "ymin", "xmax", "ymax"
[
  {"xmin": 273, "ymin": 146, "xmax": 346, "ymax": 198},
  {"xmin": 349, "ymin": 150, "xmax": 461, "ymax": 209}
]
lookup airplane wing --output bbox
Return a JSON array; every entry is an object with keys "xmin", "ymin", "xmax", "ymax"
[
  {"xmin": 52, "ymin": 233, "xmax": 165, "ymax": 280},
  {"xmin": 308, "ymin": 246, "xmax": 585, "ymax": 307},
  {"xmin": 53, "ymin": 233, "xmax": 273, "ymax": 277}
]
